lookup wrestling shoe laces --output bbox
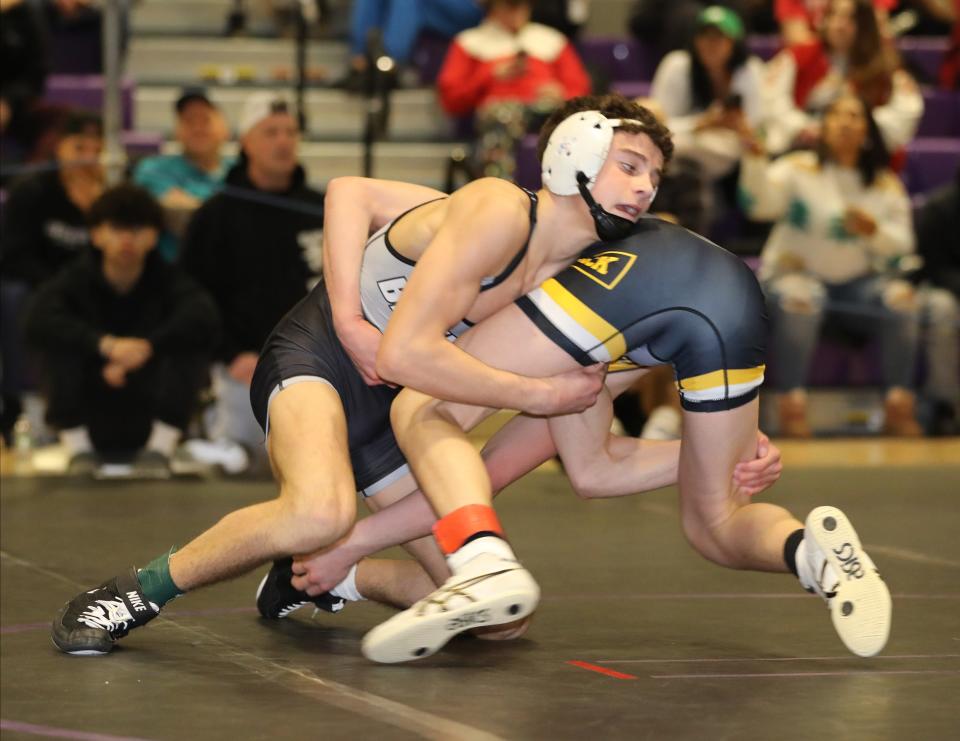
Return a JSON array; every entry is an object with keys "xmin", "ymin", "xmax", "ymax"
[
  {"xmin": 256, "ymin": 558, "xmax": 345, "ymax": 619},
  {"xmin": 51, "ymin": 567, "xmax": 159, "ymax": 655}
]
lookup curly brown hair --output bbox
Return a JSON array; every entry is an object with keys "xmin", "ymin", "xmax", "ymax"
[{"xmin": 536, "ymin": 93, "xmax": 674, "ymax": 168}]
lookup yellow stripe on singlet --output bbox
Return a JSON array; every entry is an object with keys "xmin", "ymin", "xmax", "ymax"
[
  {"xmin": 677, "ymin": 365, "xmax": 766, "ymax": 391},
  {"xmin": 540, "ymin": 278, "xmax": 626, "ymax": 361}
]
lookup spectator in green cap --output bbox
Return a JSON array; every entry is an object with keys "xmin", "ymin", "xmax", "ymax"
[{"xmin": 649, "ymin": 5, "xmax": 765, "ymax": 226}]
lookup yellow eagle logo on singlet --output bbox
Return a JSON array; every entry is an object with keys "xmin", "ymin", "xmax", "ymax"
[{"xmin": 572, "ymin": 251, "xmax": 637, "ymax": 290}]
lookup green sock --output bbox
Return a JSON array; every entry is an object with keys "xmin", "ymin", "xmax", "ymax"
[{"xmin": 136, "ymin": 547, "xmax": 184, "ymax": 609}]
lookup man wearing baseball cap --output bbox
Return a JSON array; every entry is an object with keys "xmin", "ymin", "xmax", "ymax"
[
  {"xmin": 133, "ymin": 88, "xmax": 232, "ymax": 261},
  {"xmin": 178, "ymin": 92, "xmax": 325, "ymax": 465}
]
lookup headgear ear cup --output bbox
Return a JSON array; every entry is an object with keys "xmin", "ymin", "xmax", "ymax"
[
  {"xmin": 541, "ymin": 111, "xmax": 616, "ymax": 196},
  {"xmin": 541, "ymin": 110, "xmax": 649, "ymax": 242}
]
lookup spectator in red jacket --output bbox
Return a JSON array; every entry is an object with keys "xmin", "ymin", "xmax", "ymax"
[
  {"xmin": 776, "ymin": 0, "xmax": 897, "ymax": 45},
  {"xmin": 437, "ymin": 0, "xmax": 589, "ymax": 116},
  {"xmin": 437, "ymin": 0, "xmax": 590, "ymax": 178},
  {"xmin": 763, "ymin": 0, "xmax": 922, "ymax": 155}
]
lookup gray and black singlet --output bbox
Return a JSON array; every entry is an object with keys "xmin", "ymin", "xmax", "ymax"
[{"xmin": 249, "ymin": 189, "xmax": 539, "ymax": 493}]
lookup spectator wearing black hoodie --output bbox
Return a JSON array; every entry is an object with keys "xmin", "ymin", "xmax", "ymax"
[
  {"xmin": 24, "ymin": 184, "xmax": 220, "ymax": 475},
  {"xmin": 179, "ymin": 92, "xmax": 324, "ymax": 454},
  {"xmin": 0, "ymin": 109, "xmax": 103, "ymax": 443}
]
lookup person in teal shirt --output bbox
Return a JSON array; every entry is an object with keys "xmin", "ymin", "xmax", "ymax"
[{"xmin": 134, "ymin": 89, "xmax": 232, "ymax": 261}]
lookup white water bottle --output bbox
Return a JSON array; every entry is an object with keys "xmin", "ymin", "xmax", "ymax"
[{"xmin": 12, "ymin": 414, "xmax": 33, "ymax": 468}]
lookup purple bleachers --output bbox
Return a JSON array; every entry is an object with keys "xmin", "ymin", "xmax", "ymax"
[
  {"xmin": 899, "ymin": 36, "xmax": 950, "ymax": 83},
  {"xmin": 411, "ymin": 32, "xmax": 452, "ymax": 85},
  {"xmin": 120, "ymin": 131, "xmax": 164, "ymax": 159},
  {"xmin": 917, "ymin": 88, "xmax": 960, "ymax": 138},
  {"xmin": 579, "ymin": 35, "xmax": 949, "ymax": 89},
  {"xmin": 904, "ymin": 137, "xmax": 960, "ymax": 194},
  {"xmin": 44, "ymin": 75, "xmax": 135, "ymax": 130},
  {"xmin": 576, "ymin": 38, "xmax": 660, "ymax": 85},
  {"xmin": 746, "ymin": 35, "xmax": 782, "ymax": 61},
  {"xmin": 611, "ymin": 80, "xmax": 652, "ymax": 99},
  {"xmin": 515, "ymin": 134, "xmax": 541, "ymax": 191}
]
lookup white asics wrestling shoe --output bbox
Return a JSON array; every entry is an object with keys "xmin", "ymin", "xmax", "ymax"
[
  {"xmin": 362, "ymin": 545, "xmax": 540, "ymax": 664},
  {"xmin": 803, "ymin": 506, "xmax": 892, "ymax": 657}
]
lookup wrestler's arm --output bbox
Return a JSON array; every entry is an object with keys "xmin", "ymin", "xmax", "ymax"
[
  {"xmin": 322, "ymin": 177, "xmax": 445, "ymax": 384},
  {"xmin": 292, "ymin": 312, "xmax": 779, "ymax": 594},
  {"xmin": 547, "ymin": 382, "xmax": 681, "ymax": 498},
  {"xmin": 377, "ymin": 181, "xmax": 603, "ymax": 415}
]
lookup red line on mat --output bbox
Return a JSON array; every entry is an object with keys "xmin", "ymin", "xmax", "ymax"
[{"xmin": 567, "ymin": 660, "xmax": 638, "ymax": 680}]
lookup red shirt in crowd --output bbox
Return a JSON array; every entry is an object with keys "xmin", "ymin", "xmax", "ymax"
[{"xmin": 437, "ymin": 20, "xmax": 591, "ymax": 116}]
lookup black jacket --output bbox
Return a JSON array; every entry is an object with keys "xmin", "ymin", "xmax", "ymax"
[
  {"xmin": 0, "ymin": 170, "xmax": 91, "ymax": 286},
  {"xmin": 179, "ymin": 159, "xmax": 324, "ymax": 363},
  {"xmin": 25, "ymin": 250, "xmax": 221, "ymax": 360}
]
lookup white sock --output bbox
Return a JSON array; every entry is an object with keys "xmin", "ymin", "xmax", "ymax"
[
  {"xmin": 60, "ymin": 426, "xmax": 93, "ymax": 455},
  {"xmin": 447, "ymin": 536, "xmax": 518, "ymax": 574},
  {"xmin": 329, "ymin": 564, "xmax": 366, "ymax": 602},
  {"xmin": 146, "ymin": 421, "xmax": 182, "ymax": 457}
]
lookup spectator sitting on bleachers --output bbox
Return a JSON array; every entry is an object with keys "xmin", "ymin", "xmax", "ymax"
[
  {"xmin": 42, "ymin": 0, "xmax": 107, "ymax": 75},
  {"xmin": 24, "ymin": 184, "xmax": 220, "ymax": 476},
  {"xmin": 911, "ymin": 167, "xmax": 960, "ymax": 434},
  {"xmin": 630, "ymin": 0, "xmax": 757, "ymax": 56},
  {"xmin": 763, "ymin": 0, "xmax": 923, "ymax": 155},
  {"xmin": 1, "ymin": 109, "xmax": 103, "ymax": 285},
  {"xmin": 650, "ymin": 6, "xmax": 765, "ymax": 224},
  {"xmin": 775, "ymin": 0, "xmax": 897, "ymax": 45},
  {"xmin": 437, "ymin": 0, "xmax": 590, "ymax": 178},
  {"xmin": 0, "ymin": 109, "xmax": 103, "ymax": 442},
  {"xmin": 738, "ymin": 92, "xmax": 923, "ymax": 436},
  {"xmin": 179, "ymin": 92, "xmax": 323, "ymax": 465},
  {"xmin": 338, "ymin": 0, "xmax": 483, "ymax": 90},
  {"xmin": 133, "ymin": 89, "xmax": 232, "ymax": 262}
]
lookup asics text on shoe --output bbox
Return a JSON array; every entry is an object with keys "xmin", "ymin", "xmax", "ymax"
[{"xmin": 804, "ymin": 506, "xmax": 892, "ymax": 657}]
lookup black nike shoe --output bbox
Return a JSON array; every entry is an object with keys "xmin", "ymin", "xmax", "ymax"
[
  {"xmin": 255, "ymin": 558, "xmax": 345, "ymax": 619},
  {"xmin": 51, "ymin": 567, "xmax": 159, "ymax": 655}
]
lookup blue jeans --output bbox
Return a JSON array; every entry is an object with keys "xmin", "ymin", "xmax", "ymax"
[
  {"xmin": 764, "ymin": 273, "xmax": 921, "ymax": 392},
  {"xmin": 350, "ymin": 0, "xmax": 483, "ymax": 62}
]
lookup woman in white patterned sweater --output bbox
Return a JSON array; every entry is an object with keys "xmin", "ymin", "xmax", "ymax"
[{"xmin": 738, "ymin": 92, "xmax": 922, "ymax": 437}]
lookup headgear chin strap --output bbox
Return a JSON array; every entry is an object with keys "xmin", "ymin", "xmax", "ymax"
[
  {"xmin": 541, "ymin": 110, "xmax": 656, "ymax": 242},
  {"xmin": 576, "ymin": 172, "xmax": 637, "ymax": 242}
]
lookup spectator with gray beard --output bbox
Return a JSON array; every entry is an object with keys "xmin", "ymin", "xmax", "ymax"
[{"xmin": 179, "ymin": 93, "xmax": 324, "ymax": 463}]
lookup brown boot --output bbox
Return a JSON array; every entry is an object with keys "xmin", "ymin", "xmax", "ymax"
[
  {"xmin": 882, "ymin": 388, "xmax": 923, "ymax": 437},
  {"xmin": 778, "ymin": 390, "xmax": 812, "ymax": 438}
]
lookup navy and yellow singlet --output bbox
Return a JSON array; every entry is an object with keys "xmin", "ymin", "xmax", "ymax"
[{"xmin": 517, "ymin": 218, "xmax": 768, "ymax": 412}]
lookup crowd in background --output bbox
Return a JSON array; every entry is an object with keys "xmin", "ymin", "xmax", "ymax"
[{"xmin": 1, "ymin": 0, "xmax": 958, "ymax": 476}]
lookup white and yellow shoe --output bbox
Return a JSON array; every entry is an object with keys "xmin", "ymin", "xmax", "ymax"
[
  {"xmin": 362, "ymin": 539, "xmax": 540, "ymax": 664},
  {"xmin": 802, "ymin": 506, "xmax": 892, "ymax": 657}
]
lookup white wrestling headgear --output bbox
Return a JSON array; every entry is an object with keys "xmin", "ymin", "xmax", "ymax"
[{"xmin": 541, "ymin": 110, "xmax": 654, "ymax": 241}]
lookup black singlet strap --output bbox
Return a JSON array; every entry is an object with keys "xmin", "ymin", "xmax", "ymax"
[{"xmin": 479, "ymin": 187, "xmax": 538, "ymax": 292}]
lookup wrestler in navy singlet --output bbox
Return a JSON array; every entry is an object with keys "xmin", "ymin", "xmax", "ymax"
[{"xmin": 516, "ymin": 217, "xmax": 768, "ymax": 412}]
